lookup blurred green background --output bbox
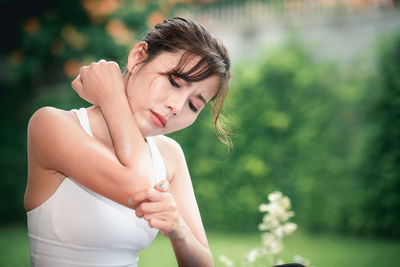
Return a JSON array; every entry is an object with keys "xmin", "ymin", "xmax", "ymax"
[{"xmin": 1, "ymin": 0, "xmax": 400, "ymax": 266}]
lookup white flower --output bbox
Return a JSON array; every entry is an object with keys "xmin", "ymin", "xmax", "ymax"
[
  {"xmin": 277, "ymin": 210, "xmax": 295, "ymax": 222},
  {"xmin": 269, "ymin": 239, "xmax": 283, "ymax": 254},
  {"xmin": 259, "ymin": 203, "xmax": 269, "ymax": 212},
  {"xmin": 245, "ymin": 248, "xmax": 259, "ymax": 263},
  {"xmin": 280, "ymin": 196, "xmax": 291, "ymax": 209},
  {"xmin": 283, "ymin": 222, "xmax": 297, "ymax": 235},
  {"xmin": 268, "ymin": 191, "xmax": 283, "ymax": 202},
  {"xmin": 261, "ymin": 232, "xmax": 276, "ymax": 243},
  {"xmin": 258, "ymin": 222, "xmax": 268, "ymax": 231},
  {"xmin": 262, "ymin": 214, "xmax": 280, "ymax": 229},
  {"xmin": 218, "ymin": 191, "xmax": 311, "ymax": 267},
  {"xmin": 218, "ymin": 255, "xmax": 234, "ymax": 267},
  {"xmin": 261, "ymin": 233, "xmax": 283, "ymax": 254},
  {"xmin": 266, "ymin": 202, "xmax": 286, "ymax": 218},
  {"xmin": 272, "ymin": 226, "xmax": 285, "ymax": 238}
]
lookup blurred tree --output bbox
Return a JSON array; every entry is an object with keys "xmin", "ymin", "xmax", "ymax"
[
  {"xmin": 358, "ymin": 33, "xmax": 400, "ymax": 238},
  {"xmin": 177, "ymin": 38, "xmax": 370, "ymax": 233}
]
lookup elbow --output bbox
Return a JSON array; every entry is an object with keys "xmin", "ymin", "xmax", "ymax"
[
  {"xmin": 115, "ymin": 147, "xmax": 135, "ymax": 168},
  {"xmin": 119, "ymin": 164, "xmax": 155, "ymax": 195},
  {"xmin": 205, "ymin": 250, "xmax": 215, "ymax": 267},
  {"xmin": 198, "ymin": 244, "xmax": 214, "ymax": 267},
  {"xmin": 178, "ymin": 252, "xmax": 214, "ymax": 267}
]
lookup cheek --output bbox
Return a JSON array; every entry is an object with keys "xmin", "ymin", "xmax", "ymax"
[
  {"xmin": 126, "ymin": 73, "xmax": 155, "ymax": 105},
  {"xmin": 127, "ymin": 96, "xmax": 145, "ymax": 113},
  {"xmin": 126, "ymin": 86, "xmax": 152, "ymax": 112}
]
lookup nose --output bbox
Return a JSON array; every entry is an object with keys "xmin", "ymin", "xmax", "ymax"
[
  {"xmin": 168, "ymin": 105, "xmax": 177, "ymax": 116},
  {"xmin": 167, "ymin": 91, "xmax": 187, "ymax": 117}
]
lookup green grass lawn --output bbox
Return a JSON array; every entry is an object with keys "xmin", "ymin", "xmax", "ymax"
[{"xmin": 1, "ymin": 224, "xmax": 399, "ymax": 267}]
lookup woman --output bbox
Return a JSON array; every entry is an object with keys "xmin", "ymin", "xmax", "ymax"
[{"xmin": 24, "ymin": 17, "xmax": 231, "ymax": 266}]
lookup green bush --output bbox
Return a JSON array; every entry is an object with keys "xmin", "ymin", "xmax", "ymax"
[
  {"xmin": 358, "ymin": 33, "xmax": 400, "ymax": 237},
  {"xmin": 177, "ymin": 35, "xmax": 400, "ymax": 237}
]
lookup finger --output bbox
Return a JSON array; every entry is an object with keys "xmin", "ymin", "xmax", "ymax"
[
  {"xmin": 128, "ymin": 188, "xmax": 162, "ymax": 207},
  {"xmin": 146, "ymin": 217, "xmax": 167, "ymax": 229},
  {"xmin": 143, "ymin": 211, "xmax": 178, "ymax": 222},
  {"xmin": 96, "ymin": 59, "xmax": 119, "ymax": 71},
  {"xmin": 136, "ymin": 202, "xmax": 166, "ymax": 217},
  {"xmin": 145, "ymin": 217, "xmax": 178, "ymax": 236},
  {"xmin": 109, "ymin": 61, "xmax": 120, "ymax": 69},
  {"xmin": 71, "ymin": 74, "xmax": 84, "ymax": 93},
  {"xmin": 136, "ymin": 201, "xmax": 175, "ymax": 217},
  {"xmin": 129, "ymin": 188, "xmax": 152, "ymax": 205},
  {"xmin": 155, "ymin": 180, "xmax": 169, "ymax": 192},
  {"xmin": 79, "ymin": 65, "xmax": 88, "ymax": 75}
]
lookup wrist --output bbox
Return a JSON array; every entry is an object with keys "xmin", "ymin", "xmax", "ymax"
[
  {"xmin": 99, "ymin": 92, "xmax": 127, "ymax": 110},
  {"xmin": 169, "ymin": 216, "xmax": 190, "ymax": 242}
]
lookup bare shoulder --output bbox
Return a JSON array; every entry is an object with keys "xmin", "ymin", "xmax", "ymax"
[
  {"xmin": 28, "ymin": 106, "xmax": 87, "ymax": 139},
  {"xmin": 152, "ymin": 135, "xmax": 187, "ymax": 181},
  {"xmin": 153, "ymin": 135, "xmax": 184, "ymax": 157},
  {"xmin": 28, "ymin": 107, "xmax": 81, "ymax": 166},
  {"xmin": 29, "ymin": 106, "xmax": 76, "ymax": 130},
  {"xmin": 28, "ymin": 107, "xmax": 78, "ymax": 148}
]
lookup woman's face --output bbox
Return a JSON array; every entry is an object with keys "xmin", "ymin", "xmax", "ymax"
[{"xmin": 124, "ymin": 52, "xmax": 220, "ymax": 137}]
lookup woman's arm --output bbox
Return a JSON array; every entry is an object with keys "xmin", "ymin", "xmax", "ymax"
[
  {"xmin": 28, "ymin": 106, "xmax": 154, "ymax": 208},
  {"xmin": 133, "ymin": 137, "xmax": 214, "ymax": 266},
  {"xmin": 29, "ymin": 58, "xmax": 155, "ymax": 208},
  {"xmin": 168, "ymin": 140, "xmax": 214, "ymax": 267},
  {"xmin": 72, "ymin": 59, "xmax": 151, "ymax": 169}
]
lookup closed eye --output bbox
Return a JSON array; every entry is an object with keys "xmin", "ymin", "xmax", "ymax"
[
  {"xmin": 168, "ymin": 74, "xmax": 180, "ymax": 88},
  {"xmin": 188, "ymin": 100, "xmax": 198, "ymax": 113}
]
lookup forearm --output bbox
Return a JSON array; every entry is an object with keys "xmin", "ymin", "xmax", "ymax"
[
  {"xmin": 170, "ymin": 223, "xmax": 214, "ymax": 267},
  {"xmin": 69, "ymin": 60, "xmax": 156, "ymax": 203},
  {"xmin": 97, "ymin": 93, "xmax": 158, "ymax": 197},
  {"xmin": 76, "ymin": 60, "xmax": 154, "ymax": 174},
  {"xmin": 100, "ymin": 94, "xmax": 149, "ymax": 165}
]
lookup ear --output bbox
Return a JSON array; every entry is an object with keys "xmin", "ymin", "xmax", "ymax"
[{"xmin": 127, "ymin": 41, "xmax": 149, "ymax": 72}]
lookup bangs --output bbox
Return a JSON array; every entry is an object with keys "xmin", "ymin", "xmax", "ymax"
[{"xmin": 160, "ymin": 51, "xmax": 227, "ymax": 88}]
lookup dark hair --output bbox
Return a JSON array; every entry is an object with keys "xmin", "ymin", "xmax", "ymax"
[{"xmin": 131, "ymin": 17, "xmax": 231, "ymax": 144}]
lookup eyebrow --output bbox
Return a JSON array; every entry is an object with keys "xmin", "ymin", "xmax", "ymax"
[{"xmin": 197, "ymin": 94, "xmax": 207, "ymax": 105}]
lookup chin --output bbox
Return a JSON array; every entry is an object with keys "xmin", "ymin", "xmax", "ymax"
[
  {"xmin": 139, "ymin": 123, "xmax": 162, "ymax": 137},
  {"xmin": 134, "ymin": 120, "xmax": 149, "ymax": 137},
  {"xmin": 134, "ymin": 114, "xmax": 170, "ymax": 137}
]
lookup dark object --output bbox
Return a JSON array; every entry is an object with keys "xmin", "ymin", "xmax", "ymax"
[{"xmin": 273, "ymin": 264, "xmax": 306, "ymax": 267}]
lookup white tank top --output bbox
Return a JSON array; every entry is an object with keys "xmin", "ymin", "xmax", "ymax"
[{"xmin": 27, "ymin": 107, "xmax": 166, "ymax": 267}]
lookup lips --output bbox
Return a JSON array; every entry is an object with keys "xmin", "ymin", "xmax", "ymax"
[{"xmin": 150, "ymin": 111, "xmax": 167, "ymax": 128}]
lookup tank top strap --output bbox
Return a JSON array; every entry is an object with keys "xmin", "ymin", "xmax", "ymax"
[
  {"xmin": 71, "ymin": 107, "xmax": 94, "ymax": 137},
  {"xmin": 146, "ymin": 136, "xmax": 167, "ymax": 183}
]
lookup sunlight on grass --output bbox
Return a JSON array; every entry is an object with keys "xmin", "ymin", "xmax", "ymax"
[
  {"xmin": 140, "ymin": 230, "xmax": 400, "ymax": 267},
  {"xmin": 1, "ymin": 225, "xmax": 399, "ymax": 267},
  {"xmin": 140, "ymin": 232, "xmax": 400, "ymax": 267}
]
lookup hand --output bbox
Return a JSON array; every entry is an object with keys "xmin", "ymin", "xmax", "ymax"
[
  {"xmin": 133, "ymin": 180, "xmax": 186, "ymax": 239},
  {"xmin": 71, "ymin": 60, "xmax": 125, "ymax": 107}
]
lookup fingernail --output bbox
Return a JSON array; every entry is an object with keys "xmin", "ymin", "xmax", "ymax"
[{"xmin": 157, "ymin": 180, "xmax": 168, "ymax": 191}]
